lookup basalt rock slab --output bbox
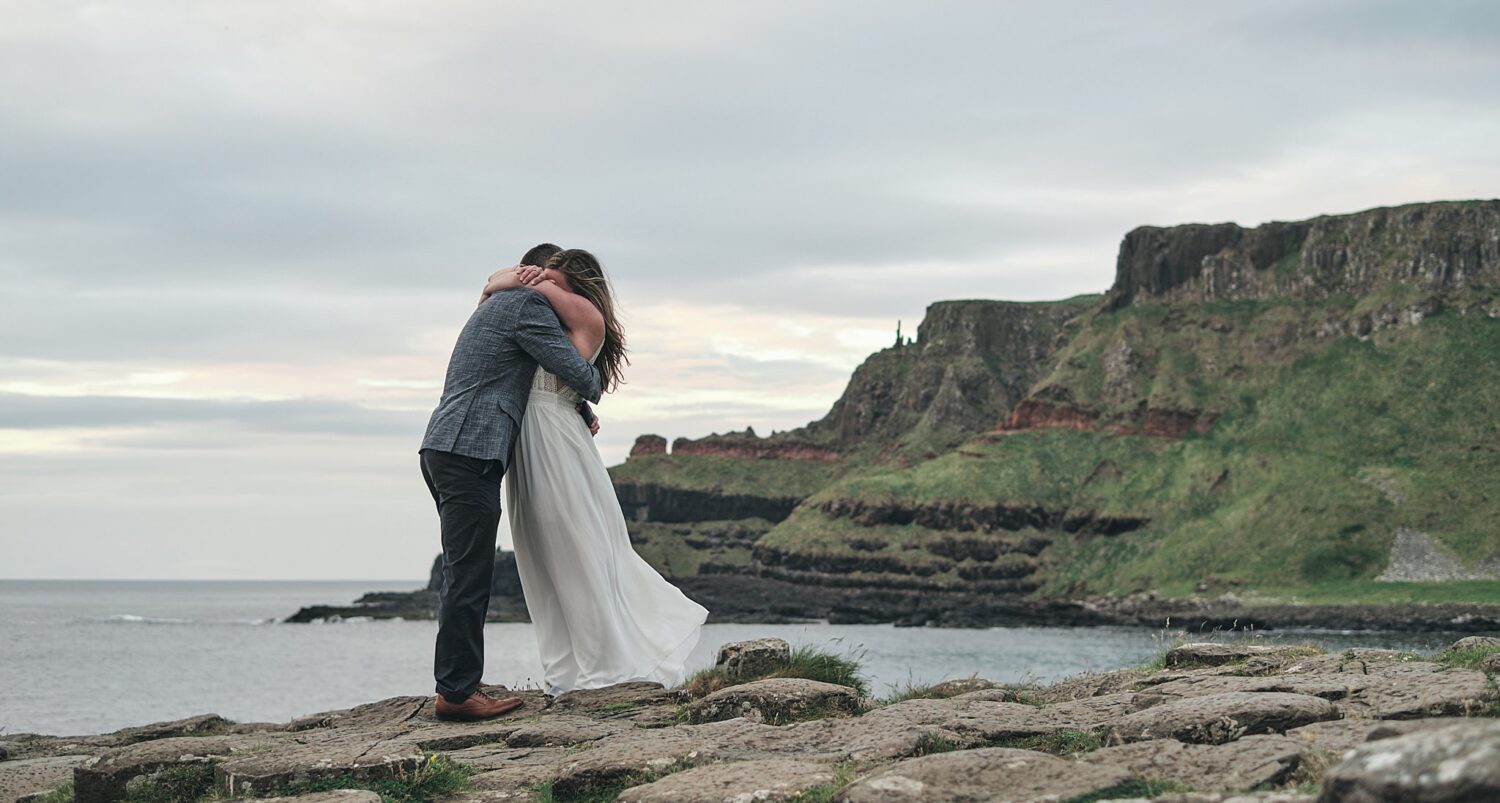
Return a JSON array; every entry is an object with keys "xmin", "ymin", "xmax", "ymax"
[
  {"xmin": 438, "ymin": 792, "xmax": 541, "ymax": 802},
  {"xmin": 924, "ymin": 677, "xmax": 1000, "ymax": 697},
  {"xmin": 213, "ymin": 729, "xmax": 424, "ymax": 798},
  {"xmin": 1134, "ymin": 657, "xmax": 1495, "ymax": 720},
  {"xmin": 1108, "ymin": 692, "xmax": 1337, "ymax": 744},
  {"xmin": 715, "ymin": 638, "xmax": 792, "ymax": 681},
  {"xmin": 1107, "ymin": 794, "xmax": 1315, "ymax": 803},
  {"xmin": 406, "ymin": 721, "xmax": 527, "ymax": 753},
  {"xmin": 1317, "ymin": 720, "xmax": 1500, "ymax": 802},
  {"xmin": 73, "ymin": 734, "xmax": 284, "ymax": 803},
  {"xmin": 547, "ymin": 682, "xmax": 679, "ymax": 715},
  {"xmin": 1080, "ymin": 735, "xmax": 1306, "ymax": 792},
  {"xmin": 687, "ymin": 678, "xmax": 863, "ymax": 725},
  {"xmin": 834, "ymin": 747, "xmax": 1133, "ymax": 803},
  {"xmin": 1039, "ymin": 668, "xmax": 1153, "ymax": 703},
  {"xmin": 256, "ymin": 791, "xmax": 383, "ymax": 803},
  {"xmin": 501, "ymin": 715, "xmax": 623, "ymax": 748},
  {"xmin": 110, "ymin": 713, "xmax": 238, "ymax": 745},
  {"xmin": 445, "ymin": 745, "xmax": 568, "ymax": 777},
  {"xmin": 724, "ymin": 696, "xmax": 1141, "ymax": 763},
  {"xmin": 287, "ymin": 695, "xmax": 432, "ymax": 733},
  {"xmin": 616, "ymin": 758, "xmax": 836, "ymax": 802},
  {"xmin": 948, "ymin": 688, "xmax": 1021, "ymax": 702},
  {"xmin": 1164, "ymin": 643, "xmax": 1308, "ymax": 669},
  {"xmin": 1287, "ymin": 717, "xmax": 1473, "ymax": 757},
  {"xmin": 0, "ymin": 755, "xmax": 91, "ymax": 803},
  {"xmin": 548, "ymin": 720, "xmax": 753, "ymax": 799}
]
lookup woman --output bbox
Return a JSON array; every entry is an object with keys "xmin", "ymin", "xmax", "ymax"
[{"xmin": 481, "ymin": 249, "xmax": 708, "ymax": 695}]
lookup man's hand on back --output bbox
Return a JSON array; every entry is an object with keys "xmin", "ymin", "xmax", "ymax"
[{"xmin": 577, "ymin": 402, "xmax": 600, "ymax": 437}]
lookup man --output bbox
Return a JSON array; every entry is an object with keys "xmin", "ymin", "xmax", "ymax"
[{"xmin": 420, "ymin": 242, "xmax": 603, "ymax": 721}]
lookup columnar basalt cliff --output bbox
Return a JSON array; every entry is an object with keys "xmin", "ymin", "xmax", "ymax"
[
  {"xmin": 1107, "ymin": 200, "xmax": 1500, "ymax": 308},
  {"xmin": 294, "ymin": 201, "xmax": 1500, "ymax": 627}
]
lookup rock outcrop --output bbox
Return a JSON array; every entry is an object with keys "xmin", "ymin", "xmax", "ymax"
[
  {"xmin": 1106, "ymin": 200, "xmax": 1500, "ymax": 309},
  {"xmin": 285, "ymin": 551, "xmax": 529, "ymax": 623},
  {"xmin": 800, "ymin": 298, "xmax": 1096, "ymax": 453},
  {"xmin": 5, "ymin": 638, "xmax": 1495, "ymax": 803}
]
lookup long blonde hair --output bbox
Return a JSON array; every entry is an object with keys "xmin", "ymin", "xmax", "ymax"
[{"xmin": 547, "ymin": 249, "xmax": 628, "ymax": 392}]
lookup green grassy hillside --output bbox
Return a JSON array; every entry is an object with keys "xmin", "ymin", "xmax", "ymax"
[{"xmin": 760, "ymin": 298, "xmax": 1500, "ymax": 602}]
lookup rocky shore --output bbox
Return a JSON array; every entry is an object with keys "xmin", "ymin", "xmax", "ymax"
[
  {"xmin": 284, "ymin": 556, "xmax": 1500, "ymax": 632},
  {"xmin": 4, "ymin": 636, "xmax": 1498, "ymax": 802}
]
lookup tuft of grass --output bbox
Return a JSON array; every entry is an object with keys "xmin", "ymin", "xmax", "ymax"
[
  {"xmin": 880, "ymin": 682, "xmax": 949, "ymax": 705},
  {"xmin": 991, "ymin": 729, "xmax": 1103, "ymax": 756},
  {"xmin": 1010, "ymin": 689, "xmax": 1045, "ymax": 707},
  {"xmin": 274, "ymin": 754, "xmax": 474, "ymax": 803},
  {"xmin": 877, "ymin": 673, "xmax": 994, "ymax": 705},
  {"xmin": 1063, "ymin": 776, "xmax": 1194, "ymax": 803},
  {"xmin": 912, "ymin": 732, "xmax": 961, "ymax": 755},
  {"xmin": 122, "ymin": 764, "xmax": 217, "ymax": 803},
  {"xmin": 678, "ymin": 642, "xmax": 869, "ymax": 698},
  {"xmin": 794, "ymin": 761, "xmax": 863, "ymax": 803},
  {"xmin": 679, "ymin": 666, "xmax": 733, "ymax": 698},
  {"xmin": 1286, "ymin": 745, "xmax": 1338, "ymax": 793},
  {"xmin": 1437, "ymin": 646, "xmax": 1500, "ymax": 672},
  {"xmin": 600, "ymin": 701, "xmax": 638, "ymax": 713},
  {"xmin": 777, "ymin": 645, "xmax": 869, "ymax": 697},
  {"xmin": 30, "ymin": 783, "xmax": 74, "ymax": 803}
]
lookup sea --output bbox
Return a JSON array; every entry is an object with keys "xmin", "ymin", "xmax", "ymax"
[{"xmin": 0, "ymin": 580, "xmax": 1471, "ymax": 737}]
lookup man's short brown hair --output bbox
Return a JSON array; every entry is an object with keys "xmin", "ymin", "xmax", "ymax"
[{"xmin": 520, "ymin": 243, "xmax": 562, "ymax": 267}]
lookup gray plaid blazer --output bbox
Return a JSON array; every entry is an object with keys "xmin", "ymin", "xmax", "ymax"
[{"xmin": 420, "ymin": 288, "xmax": 602, "ymax": 465}]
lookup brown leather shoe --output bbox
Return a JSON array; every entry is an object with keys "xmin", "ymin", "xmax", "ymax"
[{"xmin": 434, "ymin": 692, "xmax": 524, "ymax": 721}]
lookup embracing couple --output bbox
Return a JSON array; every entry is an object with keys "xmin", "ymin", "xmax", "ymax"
[{"xmin": 418, "ymin": 244, "xmax": 708, "ymax": 721}]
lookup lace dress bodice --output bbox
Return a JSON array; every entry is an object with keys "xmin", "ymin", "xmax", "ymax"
[{"xmin": 532, "ymin": 341, "xmax": 603, "ymax": 402}]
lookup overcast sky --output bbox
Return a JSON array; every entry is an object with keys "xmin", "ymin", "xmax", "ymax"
[{"xmin": 3, "ymin": 1, "xmax": 1498, "ymax": 580}]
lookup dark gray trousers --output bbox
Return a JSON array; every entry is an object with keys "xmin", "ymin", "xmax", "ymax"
[{"xmin": 420, "ymin": 448, "xmax": 505, "ymax": 703}]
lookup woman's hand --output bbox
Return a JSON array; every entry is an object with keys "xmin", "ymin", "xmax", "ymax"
[
  {"xmin": 516, "ymin": 266, "xmax": 548, "ymax": 286},
  {"xmin": 479, "ymin": 266, "xmax": 528, "ymax": 305}
]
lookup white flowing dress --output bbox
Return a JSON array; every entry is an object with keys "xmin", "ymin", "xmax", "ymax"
[{"xmin": 505, "ymin": 350, "xmax": 708, "ymax": 695}]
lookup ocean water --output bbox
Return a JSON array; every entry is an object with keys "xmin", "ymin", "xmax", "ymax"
[{"xmin": 0, "ymin": 580, "xmax": 1470, "ymax": 736}]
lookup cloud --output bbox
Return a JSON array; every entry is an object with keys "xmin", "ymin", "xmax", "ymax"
[
  {"xmin": 0, "ymin": 392, "xmax": 421, "ymax": 437},
  {"xmin": 2, "ymin": 0, "xmax": 1498, "ymax": 578}
]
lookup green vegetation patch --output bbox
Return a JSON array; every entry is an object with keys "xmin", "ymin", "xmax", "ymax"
[
  {"xmin": 789, "ymin": 762, "xmax": 863, "ymax": 803},
  {"xmin": 1064, "ymin": 776, "xmax": 1194, "ymax": 803},
  {"xmin": 1438, "ymin": 645, "xmax": 1500, "ymax": 672},
  {"xmin": 29, "ymin": 783, "xmax": 74, "ymax": 803},
  {"xmin": 122, "ymin": 765, "xmax": 216, "ymax": 803},
  {"xmin": 758, "ymin": 306, "xmax": 1500, "ymax": 601},
  {"xmin": 627, "ymin": 518, "xmax": 770, "ymax": 578},
  {"xmin": 991, "ymin": 729, "xmax": 1103, "ymax": 756},
  {"xmin": 272, "ymin": 754, "xmax": 474, "ymax": 803},
  {"xmin": 679, "ymin": 643, "xmax": 869, "ymax": 698},
  {"xmin": 609, "ymin": 454, "xmax": 845, "ymax": 499}
]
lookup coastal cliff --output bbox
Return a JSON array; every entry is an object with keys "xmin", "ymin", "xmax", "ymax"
[
  {"xmin": 290, "ymin": 200, "xmax": 1500, "ymax": 628},
  {"xmin": 607, "ymin": 200, "xmax": 1500, "ymax": 628}
]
